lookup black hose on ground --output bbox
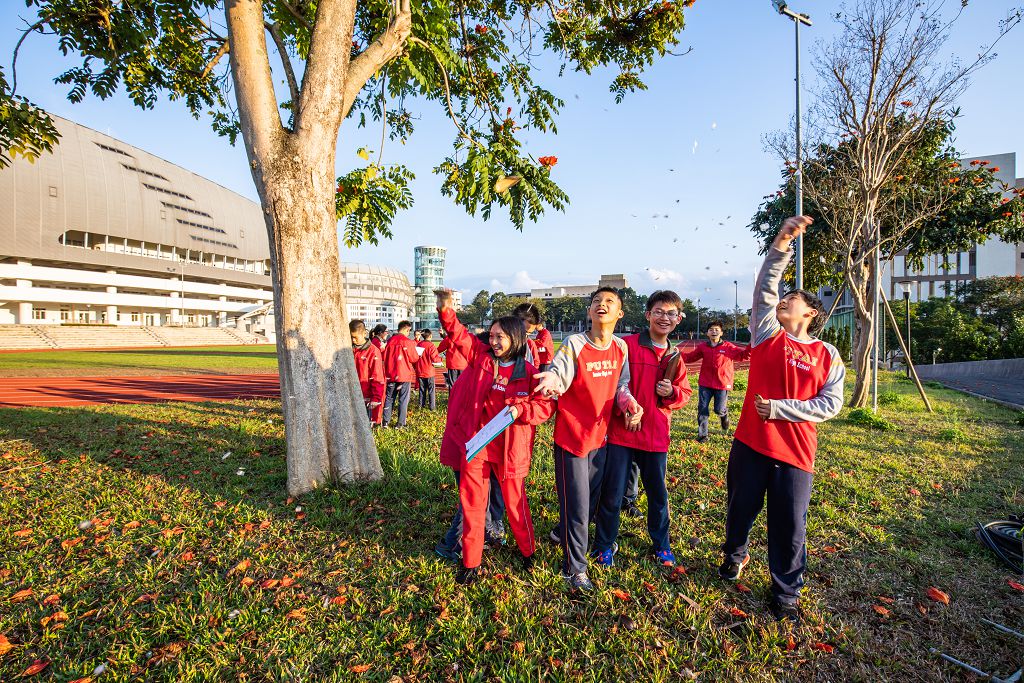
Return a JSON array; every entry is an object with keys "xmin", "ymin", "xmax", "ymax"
[{"xmin": 975, "ymin": 516, "xmax": 1023, "ymax": 575}]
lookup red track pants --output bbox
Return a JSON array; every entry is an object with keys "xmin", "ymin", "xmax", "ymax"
[{"xmin": 460, "ymin": 455, "xmax": 535, "ymax": 569}]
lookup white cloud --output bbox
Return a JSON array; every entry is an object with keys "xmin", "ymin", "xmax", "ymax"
[
  {"xmin": 511, "ymin": 270, "xmax": 550, "ymax": 292},
  {"xmin": 489, "ymin": 278, "xmax": 508, "ymax": 292},
  {"xmin": 642, "ymin": 268, "xmax": 687, "ymax": 288}
]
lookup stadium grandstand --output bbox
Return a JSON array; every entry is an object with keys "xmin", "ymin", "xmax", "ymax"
[{"xmin": 0, "ymin": 114, "xmax": 414, "ymax": 350}]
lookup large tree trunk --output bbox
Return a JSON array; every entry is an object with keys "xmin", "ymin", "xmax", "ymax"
[
  {"xmin": 847, "ymin": 247, "xmax": 877, "ymax": 407},
  {"xmin": 261, "ymin": 151, "xmax": 382, "ymax": 495}
]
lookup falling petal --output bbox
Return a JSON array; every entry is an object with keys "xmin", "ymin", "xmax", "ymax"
[
  {"xmin": 711, "ymin": 121, "xmax": 717, "ymax": 129},
  {"xmin": 494, "ymin": 176, "xmax": 522, "ymax": 193}
]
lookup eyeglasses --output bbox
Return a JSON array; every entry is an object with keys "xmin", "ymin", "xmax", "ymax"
[{"xmin": 650, "ymin": 310, "xmax": 681, "ymax": 320}]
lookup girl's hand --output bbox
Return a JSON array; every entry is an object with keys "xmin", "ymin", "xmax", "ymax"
[
  {"xmin": 655, "ymin": 379, "xmax": 673, "ymax": 398},
  {"xmin": 508, "ymin": 405, "xmax": 519, "ymax": 421},
  {"xmin": 434, "ymin": 288, "xmax": 453, "ymax": 310},
  {"xmin": 625, "ymin": 403, "xmax": 644, "ymax": 431},
  {"xmin": 532, "ymin": 371, "xmax": 561, "ymax": 397}
]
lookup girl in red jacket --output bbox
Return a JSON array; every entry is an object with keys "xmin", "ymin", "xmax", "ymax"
[
  {"xmin": 349, "ymin": 319, "xmax": 385, "ymax": 425},
  {"xmin": 435, "ymin": 288, "xmax": 554, "ymax": 585}
]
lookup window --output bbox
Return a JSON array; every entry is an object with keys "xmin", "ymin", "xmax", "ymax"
[
  {"xmin": 48, "ymin": 186, "xmax": 58, "ymax": 197},
  {"xmin": 60, "ymin": 308, "xmax": 70, "ymax": 322},
  {"xmin": 190, "ymin": 234, "xmax": 238, "ymax": 250},
  {"xmin": 143, "ymin": 183, "xmax": 193, "ymax": 201},
  {"xmin": 131, "ymin": 312, "xmax": 140, "ymax": 322},
  {"xmin": 32, "ymin": 308, "xmax": 46, "ymax": 320},
  {"xmin": 822, "ymin": 289, "xmax": 834, "ymax": 297},
  {"xmin": 121, "ymin": 163, "xmax": 169, "ymax": 181},
  {"xmin": 95, "ymin": 142, "xmax": 132, "ymax": 157},
  {"xmin": 161, "ymin": 201, "xmax": 212, "ymax": 218},
  {"xmin": 178, "ymin": 218, "xmax": 227, "ymax": 235}
]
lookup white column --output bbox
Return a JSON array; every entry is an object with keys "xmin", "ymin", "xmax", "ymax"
[{"xmin": 18, "ymin": 302, "xmax": 33, "ymax": 324}]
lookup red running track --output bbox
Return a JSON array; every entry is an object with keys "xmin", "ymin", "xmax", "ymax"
[{"xmin": 0, "ymin": 374, "xmax": 282, "ymax": 408}]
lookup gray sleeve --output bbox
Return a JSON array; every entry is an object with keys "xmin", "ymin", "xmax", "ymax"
[
  {"xmin": 768, "ymin": 345, "xmax": 846, "ymax": 423},
  {"xmin": 544, "ymin": 334, "xmax": 582, "ymax": 394},
  {"xmin": 751, "ymin": 247, "xmax": 791, "ymax": 347}
]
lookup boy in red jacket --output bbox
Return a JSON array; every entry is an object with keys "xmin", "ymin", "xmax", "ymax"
[
  {"xmin": 513, "ymin": 302, "xmax": 554, "ymax": 371},
  {"xmin": 382, "ymin": 321, "xmax": 419, "ymax": 428},
  {"xmin": 719, "ymin": 216, "xmax": 845, "ymax": 624},
  {"xmin": 534, "ymin": 287, "xmax": 641, "ymax": 592},
  {"xmin": 415, "ymin": 329, "xmax": 442, "ymax": 410},
  {"xmin": 593, "ymin": 290, "xmax": 693, "ymax": 567},
  {"xmin": 438, "ymin": 332, "xmax": 470, "ymax": 390},
  {"xmin": 682, "ymin": 321, "xmax": 751, "ymax": 442},
  {"xmin": 435, "ymin": 289, "xmax": 554, "ymax": 585},
  {"xmin": 349, "ymin": 319, "xmax": 385, "ymax": 426}
]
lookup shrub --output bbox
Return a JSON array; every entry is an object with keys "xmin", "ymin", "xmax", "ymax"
[
  {"xmin": 847, "ymin": 408, "xmax": 898, "ymax": 431},
  {"xmin": 937, "ymin": 426, "xmax": 965, "ymax": 443}
]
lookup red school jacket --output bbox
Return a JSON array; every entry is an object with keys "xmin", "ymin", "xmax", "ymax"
[
  {"xmin": 352, "ymin": 342, "xmax": 385, "ymax": 423},
  {"xmin": 416, "ymin": 340, "xmax": 442, "ymax": 379},
  {"xmin": 383, "ymin": 333, "xmax": 419, "ymax": 383},
  {"xmin": 438, "ymin": 336, "xmax": 470, "ymax": 371},
  {"xmin": 682, "ymin": 340, "xmax": 751, "ymax": 391},
  {"xmin": 437, "ymin": 307, "xmax": 554, "ymax": 479},
  {"xmin": 534, "ymin": 328, "xmax": 554, "ymax": 366},
  {"xmin": 609, "ymin": 332, "xmax": 693, "ymax": 452}
]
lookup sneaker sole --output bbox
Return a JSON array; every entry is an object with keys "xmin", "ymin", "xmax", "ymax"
[{"xmin": 719, "ymin": 556, "xmax": 750, "ymax": 581}]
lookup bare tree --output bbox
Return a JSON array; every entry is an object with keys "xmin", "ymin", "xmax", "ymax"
[{"xmin": 797, "ymin": 0, "xmax": 1021, "ymax": 407}]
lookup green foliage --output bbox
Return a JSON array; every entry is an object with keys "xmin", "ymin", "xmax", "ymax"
[
  {"xmin": 819, "ymin": 326, "xmax": 852, "ymax": 363},
  {"xmin": 335, "ymin": 156, "xmax": 415, "ymax": 247},
  {"xmin": 1015, "ymin": 411, "xmax": 1024, "ymax": 427},
  {"xmin": 847, "ymin": 407, "xmax": 898, "ymax": 431},
  {"xmin": 937, "ymin": 425, "xmax": 965, "ymax": 443},
  {"xmin": 0, "ymin": 66, "xmax": 59, "ymax": 168},
  {"xmin": 750, "ymin": 118, "xmax": 1024, "ymax": 290},
  {"xmin": 457, "ymin": 290, "xmax": 491, "ymax": 326}
]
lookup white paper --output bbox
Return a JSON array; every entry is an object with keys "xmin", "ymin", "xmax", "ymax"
[
  {"xmin": 415, "ymin": 346, "xmax": 425, "ymax": 357},
  {"xmin": 465, "ymin": 406, "xmax": 515, "ymax": 462}
]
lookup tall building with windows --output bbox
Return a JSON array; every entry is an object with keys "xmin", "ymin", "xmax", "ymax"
[{"xmin": 413, "ymin": 245, "xmax": 446, "ymax": 328}]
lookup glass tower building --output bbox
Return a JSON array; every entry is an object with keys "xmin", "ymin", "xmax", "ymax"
[{"xmin": 413, "ymin": 245, "xmax": 446, "ymax": 329}]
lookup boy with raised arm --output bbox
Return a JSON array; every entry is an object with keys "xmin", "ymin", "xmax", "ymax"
[
  {"xmin": 718, "ymin": 216, "xmax": 846, "ymax": 624},
  {"xmin": 683, "ymin": 320, "xmax": 751, "ymax": 442},
  {"xmin": 534, "ymin": 287, "xmax": 642, "ymax": 592}
]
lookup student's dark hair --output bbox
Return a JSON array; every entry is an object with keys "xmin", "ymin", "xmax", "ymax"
[
  {"xmin": 512, "ymin": 302, "xmax": 543, "ymax": 326},
  {"xmin": 370, "ymin": 324, "xmax": 387, "ymax": 337},
  {"xmin": 646, "ymin": 290, "xmax": 683, "ymax": 313},
  {"xmin": 349, "ymin": 319, "xmax": 366, "ymax": 334},
  {"xmin": 706, "ymin": 320, "xmax": 725, "ymax": 332},
  {"xmin": 420, "ymin": 328, "xmax": 432, "ymax": 339},
  {"xmin": 397, "ymin": 320, "xmax": 412, "ymax": 332},
  {"xmin": 488, "ymin": 316, "xmax": 528, "ymax": 361},
  {"xmin": 789, "ymin": 289, "xmax": 828, "ymax": 336},
  {"xmin": 590, "ymin": 286, "xmax": 622, "ymax": 303}
]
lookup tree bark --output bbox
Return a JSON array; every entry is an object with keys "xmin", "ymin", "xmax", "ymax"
[
  {"xmin": 847, "ymin": 253, "xmax": 876, "ymax": 407},
  {"xmin": 226, "ymin": 0, "xmax": 384, "ymax": 495}
]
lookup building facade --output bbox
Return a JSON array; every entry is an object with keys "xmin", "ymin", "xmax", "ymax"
[
  {"xmin": 339, "ymin": 263, "xmax": 414, "ymax": 330},
  {"xmin": 413, "ymin": 245, "xmax": 446, "ymax": 328},
  {"xmin": 531, "ymin": 274, "xmax": 630, "ymax": 300}
]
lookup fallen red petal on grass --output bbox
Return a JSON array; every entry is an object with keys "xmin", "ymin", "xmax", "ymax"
[
  {"xmin": 285, "ymin": 608, "xmax": 307, "ymax": 620},
  {"xmin": 872, "ymin": 605, "xmax": 891, "ymax": 616},
  {"xmin": 13, "ymin": 529, "xmax": 32, "ymax": 537},
  {"xmin": 21, "ymin": 659, "xmax": 50, "ymax": 676},
  {"xmin": 908, "ymin": 488, "xmax": 921, "ymax": 496},
  {"xmin": 643, "ymin": 581, "xmax": 657, "ymax": 592},
  {"xmin": 1007, "ymin": 580, "xmax": 1024, "ymax": 592},
  {"xmin": 10, "ymin": 588, "xmax": 33, "ymax": 602},
  {"xmin": 811, "ymin": 642, "xmax": 835, "ymax": 653},
  {"xmin": 123, "ymin": 521, "xmax": 141, "ymax": 530},
  {"xmin": 611, "ymin": 588, "xmax": 631, "ymax": 601},
  {"xmin": 231, "ymin": 559, "xmax": 250, "ymax": 575},
  {"xmin": 239, "ymin": 577, "xmax": 255, "ymax": 587},
  {"xmin": 260, "ymin": 579, "xmax": 280, "ymax": 590},
  {"xmin": 785, "ymin": 635, "xmax": 797, "ymax": 651},
  {"xmin": 823, "ymin": 545, "xmax": 838, "ymax": 553},
  {"xmin": 41, "ymin": 594, "xmax": 60, "ymax": 606},
  {"xmin": 729, "ymin": 607, "xmax": 749, "ymax": 618},
  {"xmin": 279, "ymin": 576, "xmax": 296, "ymax": 588},
  {"xmin": 926, "ymin": 587, "xmax": 950, "ymax": 604},
  {"xmin": 736, "ymin": 583, "xmax": 751, "ymax": 593},
  {"xmin": 0, "ymin": 634, "xmax": 13, "ymax": 655},
  {"xmin": 876, "ymin": 596, "xmax": 894, "ymax": 604},
  {"xmin": 349, "ymin": 663, "xmax": 371, "ymax": 673},
  {"xmin": 68, "ymin": 678, "xmax": 93, "ymax": 683},
  {"xmin": 330, "ymin": 595, "xmax": 348, "ymax": 605}
]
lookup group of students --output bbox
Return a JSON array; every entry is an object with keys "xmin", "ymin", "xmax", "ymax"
[{"xmin": 349, "ymin": 216, "xmax": 846, "ymax": 622}]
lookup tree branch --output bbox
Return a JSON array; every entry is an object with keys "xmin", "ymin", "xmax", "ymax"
[
  {"xmin": 408, "ymin": 36, "xmax": 484, "ymax": 149},
  {"xmin": 295, "ymin": 0, "xmax": 358, "ymax": 148},
  {"xmin": 277, "ymin": 0, "xmax": 313, "ymax": 32},
  {"xmin": 265, "ymin": 21, "xmax": 299, "ymax": 110},
  {"xmin": 339, "ymin": 0, "xmax": 412, "ymax": 121},
  {"xmin": 11, "ymin": 18, "xmax": 46, "ymax": 96},
  {"xmin": 201, "ymin": 39, "xmax": 231, "ymax": 80},
  {"xmin": 224, "ymin": 0, "xmax": 285, "ymax": 166}
]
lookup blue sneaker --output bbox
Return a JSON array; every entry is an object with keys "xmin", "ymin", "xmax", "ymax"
[
  {"xmin": 434, "ymin": 542, "xmax": 461, "ymax": 564},
  {"xmin": 653, "ymin": 549, "xmax": 676, "ymax": 566},
  {"xmin": 563, "ymin": 572, "xmax": 595, "ymax": 593},
  {"xmin": 590, "ymin": 542, "xmax": 618, "ymax": 567}
]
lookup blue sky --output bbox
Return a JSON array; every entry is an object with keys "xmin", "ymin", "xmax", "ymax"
[{"xmin": 4, "ymin": 2, "xmax": 1022, "ymax": 310}]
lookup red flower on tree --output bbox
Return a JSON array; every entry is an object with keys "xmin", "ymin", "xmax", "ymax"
[
  {"xmin": 475, "ymin": 24, "xmax": 488, "ymax": 34},
  {"xmin": 900, "ymin": 100, "xmax": 913, "ymax": 107},
  {"xmin": 991, "ymin": 166, "xmax": 1001, "ymax": 172},
  {"xmin": 538, "ymin": 156, "xmax": 558, "ymax": 168}
]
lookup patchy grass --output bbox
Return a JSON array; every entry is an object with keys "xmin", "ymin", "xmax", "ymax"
[
  {"xmin": 846, "ymin": 408, "xmax": 899, "ymax": 431},
  {"xmin": 1, "ymin": 372, "xmax": 1023, "ymax": 680},
  {"xmin": 0, "ymin": 346, "xmax": 279, "ymax": 378}
]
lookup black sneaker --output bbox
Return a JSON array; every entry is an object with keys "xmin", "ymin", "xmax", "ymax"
[
  {"xmin": 548, "ymin": 528, "xmax": 561, "ymax": 544},
  {"xmin": 433, "ymin": 542, "xmax": 461, "ymax": 564},
  {"xmin": 623, "ymin": 502, "xmax": 643, "ymax": 519},
  {"xmin": 770, "ymin": 600, "xmax": 801, "ymax": 625},
  {"xmin": 697, "ymin": 434, "xmax": 709, "ymax": 443},
  {"xmin": 455, "ymin": 565, "xmax": 480, "ymax": 585},
  {"xmin": 484, "ymin": 530, "xmax": 507, "ymax": 547},
  {"xmin": 720, "ymin": 415, "xmax": 730, "ymax": 431},
  {"xmin": 520, "ymin": 553, "xmax": 535, "ymax": 573},
  {"xmin": 718, "ymin": 554, "xmax": 750, "ymax": 581}
]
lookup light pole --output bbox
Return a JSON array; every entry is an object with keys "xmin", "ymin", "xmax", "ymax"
[
  {"xmin": 772, "ymin": 0, "xmax": 811, "ymax": 290},
  {"xmin": 696, "ymin": 297, "xmax": 700, "ymax": 340},
  {"xmin": 933, "ymin": 347, "xmax": 941, "ymax": 365},
  {"xmin": 900, "ymin": 282, "xmax": 912, "ymax": 377},
  {"xmin": 733, "ymin": 280, "xmax": 739, "ymax": 341}
]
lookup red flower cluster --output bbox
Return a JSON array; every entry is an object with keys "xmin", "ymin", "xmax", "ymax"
[
  {"xmin": 683, "ymin": 0, "xmax": 696, "ymax": 7},
  {"xmin": 538, "ymin": 156, "xmax": 558, "ymax": 168},
  {"xmin": 900, "ymin": 100, "xmax": 913, "ymax": 107},
  {"xmin": 1003, "ymin": 211, "xmax": 1014, "ymax": 218},
  {"xmin": 946, "ymin": 177, "xmax": 960, "ymax": 184},
  {"xmin": 475, "ymin": 24, "xmax": 488, "ymax": 34},
  {"xmin": 991, "ymin": 166, "xmax": 1001, "ymax": 172}
]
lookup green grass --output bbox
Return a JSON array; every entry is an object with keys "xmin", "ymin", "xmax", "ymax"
[
  {"xmin": 0, "ymin": 346, "xmax": 279, "ymax": 377},
  {"xmin": 1, "ymin": 372, "xmax": 1023, "ymax": 680}
]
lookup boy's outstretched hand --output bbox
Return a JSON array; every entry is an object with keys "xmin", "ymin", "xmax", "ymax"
[
  {"xmin": 434, "ymin": 288, "xmax": 453, "ymax": 310},
  {"xmin": 771, "ymin": 215, "xmax": 813, "ymax": 252},
  {"xmin": 533, "ymin": 371, "xmax": 561, "ymax": 398}
]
